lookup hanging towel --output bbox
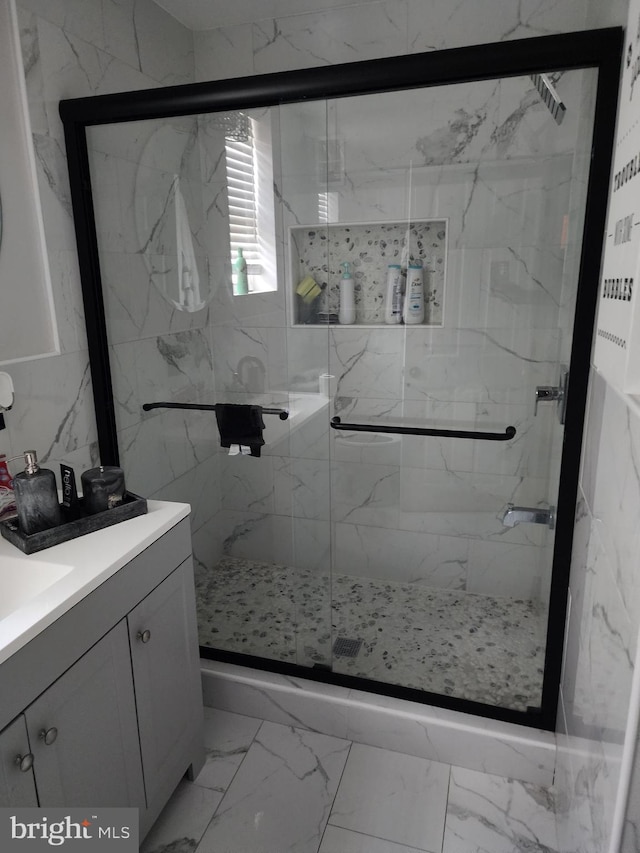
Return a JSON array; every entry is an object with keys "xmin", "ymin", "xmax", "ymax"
[
  {"xmin": 172, "ymin": 175, "xmax": 204, "ymax": 311},
  {"xmin": 214, "ymin": 404, "xmax": 265, "ymax": 458}
]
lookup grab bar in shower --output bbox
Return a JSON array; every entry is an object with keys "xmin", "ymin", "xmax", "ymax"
[
  {"xmin": 330, "ymin": 416, "xmax": 516, "ymax": 441},
  {"xmin": 142, "ymin": 401, "xmax": 289, "ymax": 420}
]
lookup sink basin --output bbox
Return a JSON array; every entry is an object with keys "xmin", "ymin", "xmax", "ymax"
[{"xmin": 0, "ymin": 558, "xmax": 73, "ymax": 622}]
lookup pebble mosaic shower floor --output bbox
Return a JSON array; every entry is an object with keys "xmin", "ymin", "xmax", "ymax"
[{"xmin": 195, "ymin": 556, "xmax": 546, "ymax": 712}]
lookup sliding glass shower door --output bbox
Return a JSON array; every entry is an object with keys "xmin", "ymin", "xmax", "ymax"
[
  {"xmin": 83, "ymin": 60, "xmax": 598, "ymax": 716},
  {"xmin": 275, "ymin": 70, "xmax": 596, "ymax": 712}
]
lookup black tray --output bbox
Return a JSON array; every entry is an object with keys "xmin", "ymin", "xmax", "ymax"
[{"xmin": 0, "ymin": 492, "xmax": 148, "ymax": 554}]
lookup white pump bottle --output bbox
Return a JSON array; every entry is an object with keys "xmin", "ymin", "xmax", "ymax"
[{"xmin": 339, "ymin": 262, "xmax": 356, "ymax": 324}]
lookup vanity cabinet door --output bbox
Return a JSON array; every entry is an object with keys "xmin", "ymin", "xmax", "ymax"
[
  {"xmin": 25, "ymin": 620, "xmax": 145, "ymax": 808},
  {"xmin": 0, "ymin": 715, "xmax": 38, "ymax": 806},
  {"xmin": 128, "ymin": 558, "xmax": 203, "ymax": 808}
]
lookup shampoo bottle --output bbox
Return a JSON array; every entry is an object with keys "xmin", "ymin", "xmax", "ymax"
[
  {"xmin": 403, "ymin": 262, "xmax": 425, "ymax": 325},
  {"xmin": 13, "ymin": 450, "xmax": 63, "ymax": 535},
  {"xmin": 339, "ymin": 262, "xmax": 356, "ymax": 325},
  {"xmin": 384, "ymin": 264, "xmax": 403, "ymax": 324},
  {"xmin": 233, "ymin": 247, "xmax": 249, "ymax": 295}
]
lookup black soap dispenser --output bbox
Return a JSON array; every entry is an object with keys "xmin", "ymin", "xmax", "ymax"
[{"xmin": 14, "ymin": 450, "xmax": 63, "ymax": 535}]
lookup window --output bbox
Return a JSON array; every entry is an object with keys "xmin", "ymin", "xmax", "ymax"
[
  {"xmin": 224, "ymin": 113, "xmax": 276, "ymax": 294},
  {"xmin": 225, "ymin": 117, "xmax": 261, "ymax": 276},
  {"xmin": 318, "ymin": 190, "xmax": 339, "ymax": 224}
]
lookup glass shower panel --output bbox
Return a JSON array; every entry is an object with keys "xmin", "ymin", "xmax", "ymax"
[
  {"xmin": 321, "ymin": 70, "xmax": 596, "ymax": 711},
  {"xmin": 86, "ymin": 113, "xmax": 221, "ymax": 520},
  {"xmin": 86, "ymin": 104, "xmax": 334, "ymax": 668},
  {"xmin": 84, "ymin": 63, "xmax": 597, "ymax": 716}
]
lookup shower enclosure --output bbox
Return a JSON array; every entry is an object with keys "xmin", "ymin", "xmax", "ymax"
[{"xmin": 61, "ymin": 30, "xmax": 621, "ymax": 729}]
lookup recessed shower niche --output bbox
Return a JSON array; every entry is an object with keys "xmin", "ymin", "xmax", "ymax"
[
  {"xmin": 61, "ymin": 29, "xmax": 622, "ymax": 730},
  {"xmin": 289, "ymin": 219, "xmax": 448, "ymax": 326}
]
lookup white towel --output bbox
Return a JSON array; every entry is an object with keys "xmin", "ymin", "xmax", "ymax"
[
  {"xmin": 228, "ymin": 444, "xmax": 252, "ymax": 456},
  {"xmin": 173, "ymin": 175, "xmax": 203, "ymax": 311}
]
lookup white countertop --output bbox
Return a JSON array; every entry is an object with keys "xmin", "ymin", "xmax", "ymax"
[{"xmin": 0, "ymin": 500, "xmax": 190, "ymax": 666}]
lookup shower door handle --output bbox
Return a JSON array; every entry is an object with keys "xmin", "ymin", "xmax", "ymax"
[{"xmin": 330, "ymin": 417, "xmax": 516, "ymax": 441}]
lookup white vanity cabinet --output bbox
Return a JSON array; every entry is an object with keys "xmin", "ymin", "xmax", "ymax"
[
  {"xmin": 0, "ymin": 715, "xmax": 38, "ymax": 807},
  {"xmin": 25, "ymin": 619, "xmax": 145, "ymax": 809},
  {"xmin": 0, "ymin": 515, "xmax": 204, "ymax": 840},
  {"xmin": 128, "ymin": 560, "xmax": 203, "ymax": 810}
]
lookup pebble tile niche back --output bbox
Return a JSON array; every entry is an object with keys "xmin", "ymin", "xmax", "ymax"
[{"xmin": 290, "ymin": 220, "xmax": 448, "ymax": 326}]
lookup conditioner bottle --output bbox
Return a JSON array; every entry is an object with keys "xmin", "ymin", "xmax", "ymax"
[
  {"xmin": 339, "ymin": 262, "xmax": 356, "ymax": 325},
  {"xmin": 384, "ymin": 264, "xmax": 403, "ymax": 324},
  {"xmin": 403, "ymin": 262, "xmax": 425, "ymax": 325}
]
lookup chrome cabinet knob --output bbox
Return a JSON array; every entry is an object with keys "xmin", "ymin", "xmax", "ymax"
[
  {"xmin": 39, "ymin": 727, "xmax": 58, "ymax": 746},
  {"xmin": 14, "ymin": 753, "xmax": 34, "ymax": 772},
  {"xmin": 137, "ymin": 629, "xmax": 151, "ymax": 643}
]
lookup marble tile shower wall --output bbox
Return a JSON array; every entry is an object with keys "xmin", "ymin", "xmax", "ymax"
[
  {"xmin": 0, "ymin": 0, "xmax": 196, "ymax": 492},
  {"xmin": 9, "ymin": 0, "xmax": 228, "ymax": 564},
  {"xmin": 0, "ymin": 0, "xmax": 589, "ymax": 553},
  {"xmin": 1, "ymin": 0, "xmax": 630, "ymax": 850},
  {"xmin": 205, "ymin": 70, "xmax": 584, "ymax": 602}
]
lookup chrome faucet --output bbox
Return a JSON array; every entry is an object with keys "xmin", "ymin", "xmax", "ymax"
[{"xmin": 501, "ymin": 503, "xmax": 555, "ymax": 529}]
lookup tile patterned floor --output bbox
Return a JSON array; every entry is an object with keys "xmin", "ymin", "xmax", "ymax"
[
  {"xmin": 141, "ymin": 707, "xmax": 559, "ymax": 853},
  {"xmin": 195, "ymin": 557, "xmax": 546, "ymax": 712}
]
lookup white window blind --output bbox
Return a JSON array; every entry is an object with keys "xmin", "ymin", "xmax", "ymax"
[
  {"xmin": 225, "ymin": 118, "xmax": 262, "ymax": 276},
  {"xmin": 318, "ymin": 190, "xmax": 339, "ymax": 224}
]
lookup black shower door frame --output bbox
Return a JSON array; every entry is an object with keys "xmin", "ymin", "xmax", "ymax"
[{"xmin": 59, "ymin": 28, "xmax": 623, "ymax": 731}]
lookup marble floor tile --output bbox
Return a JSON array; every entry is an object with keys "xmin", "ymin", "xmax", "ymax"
[
  {"xmin": 143, "ymin": 711, "xmax": 561, "ymax": 853},
  {"xmin": 442, "ymin": 766, "xmax": 557, "ymax": 853},
  {"xmin": 140, "ymin": 779, "xmax": 222, "ymax": 853},
  {"xmin": 194, "ymin": 708, "xmax": 262, "ymax": 793},
  {"xmin": 329, "ymin": 742, "xmax": 450, "ymax": 852},
  {"xmin": 195, "ymin": 721, "xmax": 351, "ymax": 853},
  {"xmin": 319, "ymin": 824, "xmax": 432, "ymax": 852}
]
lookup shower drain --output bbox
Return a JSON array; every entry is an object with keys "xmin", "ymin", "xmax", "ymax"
[{"xmin": 333, "ymin": 637, "xmax": 363, "ymax": 658}]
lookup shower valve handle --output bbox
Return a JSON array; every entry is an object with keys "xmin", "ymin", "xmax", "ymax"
[
  {"xmin": 534, "ymin": 385, "xmax": 563, "ymax": 416},
  {"xmin": 535, "ymin": 368, "xmax": 569, "ymax": 423}
]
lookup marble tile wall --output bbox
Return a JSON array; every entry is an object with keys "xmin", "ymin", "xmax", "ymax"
[
  {"xmin": 1, "ymin": 0, "xmax": 591, "ymax": 599},
  {"xmin": 5, "ymin": 0, "xmax": 634, "ymax": 846},
  {"xmin": 554, "ymin": 372, "xmax": 640, "ymax": 853},
  {"xmin": 2, "ymin": 5, "xmax": 600, "ymax": 506},
  {"xmin": 11, "ymin": 0, "xmax": 223, "ymax": 572},
  {"xmin": 554, "ymin": 0, "xmax": 640, "ymax": 848},
  {"xmin": 1, "ymin": 0, "xmax": 198, "ymax": 506},
  {"xmin": 194, "ymin": 1, "xmax": 589, "ymax": 81}
]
